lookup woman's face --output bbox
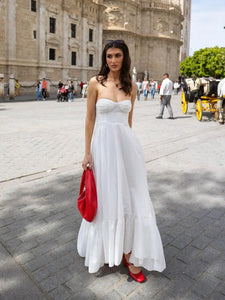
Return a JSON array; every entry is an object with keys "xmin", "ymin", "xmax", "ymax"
[{"xmin": 106, "ymin": 48, "xmax": 124, "ymax": 72}]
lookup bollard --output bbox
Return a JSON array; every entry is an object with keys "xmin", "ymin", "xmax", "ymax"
[
  {"xmin": 0, "ymin": 74, "xmax": 4, "ymax": 99},
  {"xmin": 9, "ymin": 74, "xmax": 15, "ymax": 99}
]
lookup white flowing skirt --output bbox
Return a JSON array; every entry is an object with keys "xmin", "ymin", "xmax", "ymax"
[{"xmin": 77, "ymin": 121, "xmax": 166, "ymax": 273}]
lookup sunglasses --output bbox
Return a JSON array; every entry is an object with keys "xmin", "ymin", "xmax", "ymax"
[{"xmin": 105, "ymin": 40, "xmax": 125, "ymax": 45}]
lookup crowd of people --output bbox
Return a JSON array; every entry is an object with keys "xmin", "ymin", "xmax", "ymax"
[
  {"xmin": 33, "ymin": 75, "xmax": 179, "ymax": 119},
  {"xmin": 135, "ymin": 77, "xmax": 180, "ymax": 101},
  {"xmin": 35, "ymin": 79, "xmax": 90, "ymax": 101}
]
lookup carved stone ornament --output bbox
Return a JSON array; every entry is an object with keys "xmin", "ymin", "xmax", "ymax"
[
  {"xmin": 153, "ymin": 18, "xmax": 169, "ymax": 34},
  {"xmin": 104, "ymin": 6, "xmax": 123, "ymax": 27}
]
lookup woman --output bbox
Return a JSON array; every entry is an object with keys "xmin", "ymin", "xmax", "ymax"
[
  {"xmin": 36, "ymin": 81, "xmax": 41, "ymax": 101},
  {"xmin": 77, "ymin": 40, "xmax": 166, "ymax": 282},
  {"xmin": 141, "ymin": 77, "xmax": 149, "ymax": 101}
]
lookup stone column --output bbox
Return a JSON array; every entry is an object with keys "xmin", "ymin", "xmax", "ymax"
[
  {"xmin": 6, "ymin": 0, "xmax": 16, "ymax": 83},
  {"xmin": 6, "ymin": 0, "xmax": 16, "ymax": 60},
  {"xmin": 81, "ymin": 16, "xmax": 88, "ymax": 81},
  {"xmin": 38, "ymin": 0, "xmax": 46, "ymax": 76},
  {"xmin": 0, "ymin": 74, "xmax": 4, "ymax": 99},
  {"xmin": 97, "ymin": 23, "xmax": 103, "ymax": 68},
  {"xmin": 9, "ymin": 74, "xmax": 15, "ymax": 99},
  {"xmin": 62, "ymin": 11, "xmax": 69, "ymax": 83}
]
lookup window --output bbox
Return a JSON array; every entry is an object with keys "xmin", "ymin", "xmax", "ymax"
[
  {"xmin": 33, "ymin": 30, "xmax": 36, "ymax": 39},
  {"xmin": 71, "ymin": 52, "xmax": 77, "ymax": 65},
  {"xmin": 89, "ymin": 29, "xmax": 93, "ymax": 42},
  {"xmin": 50, "ymin": 17, "xmax": 56, "ymax": 34},
  {"xmin": 49, "ymin": 48, "xmax": 56, "ymax": 60},
  {"xmin": 71, "ymin": 24, "xmax": 76, "ymax": 38},
  {"xmin": 31, "ymin": 0, "xmax": 36, "ymax": 12},
  {"xmin": 89, "ymin": 54, "xmax": 93, "ymax": 67}
]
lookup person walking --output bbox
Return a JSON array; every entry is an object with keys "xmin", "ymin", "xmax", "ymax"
[
  {"xmin": 41, "ymin": 78, "xmax": 47, "ymax": 100},
  {"xmin": 77, "ymin": 40, "xmax": 166, "ymax": 283},
  {"xmin": 136, "ymin": 78, "xmax": 142, "ymax": 100},
  {"xmin": 156, "ymin": 73, "xmax": 174, "ymax": 119},
  {"xmin": 68, "ymin": 80, "xmax": 74, "ymax": 102},
  {"xmin": 150, "ymin": 79, "xmax": 156, "ymax": 99},
  {"xmin": 36, "ymin": 81, "xmax": 41, "ymax": 101},
  {"xmin": 81, "ymin": 82, "xmax": 88, "ymax": 98},
  {"xmin": 141, "ymin": 77, "xmax": 149, "ymax": 101},
  {"xmin": 157, "ymin": 83, "xmax": 161, "ymax": 94},
  {"xmin": 80, "ymin": 81, "xmax": 84, "ymax": 95}
]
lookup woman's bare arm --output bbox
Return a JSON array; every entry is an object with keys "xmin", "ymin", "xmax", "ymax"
[
  {"xmin": 82, "ymin": 77, "xmax": 98, "ymax": 170},
  {"xmin": 128, "ymin": 83, "xmax": 138, "ymax": 128}
]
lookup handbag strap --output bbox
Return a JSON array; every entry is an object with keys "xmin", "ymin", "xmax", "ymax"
[{"xmin": 79, "ymin": 170, "xmax": 86, "ymax": 194}]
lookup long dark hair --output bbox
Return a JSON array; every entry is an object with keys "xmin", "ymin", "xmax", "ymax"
[{"xmin": 97, "ymin": 40, "xmax": 132, "ymax": 95}]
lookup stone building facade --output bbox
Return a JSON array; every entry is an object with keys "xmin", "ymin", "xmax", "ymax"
[
  {"xmin": 0, "ymin": 0, "xmax": 191, "ymax": 94},
  {"xmin": 103, "ymin": 0, "xmax": 191, "ymax": 81},
  {"xmin": 0, "ymin": 0, "xmax": 105, "ymax": 91}
]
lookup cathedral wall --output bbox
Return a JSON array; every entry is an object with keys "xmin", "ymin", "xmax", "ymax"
[
  {"xmin": 0, "ymin": 1, "xmax": 6, "ymax": 61},
  {"xmin": 0, "ymin": 0, "xmax": 191, "ymax": 95},
  {"xmin": 103, "ymin": 0, "xmax": 187, "ymax": 81},
  {"xmin": 0, "ymin": 0, "xmax": 104, "ymax": 90},
  {"xmin": 15, "ymin": 0, "xmax": 38, "ymax": 62}
]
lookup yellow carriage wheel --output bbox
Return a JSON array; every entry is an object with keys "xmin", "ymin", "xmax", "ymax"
[
  {"xmin": 196, "ymin": 99, "xmax": 203, "ymax": 121},
  {"xmin": 181, "ymin": 92, "xmax": 188, "ymax": 114}
]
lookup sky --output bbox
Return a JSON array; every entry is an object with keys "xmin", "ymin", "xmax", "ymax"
[{"xmin": 189, "ymin": 0, "xmax": 225, "ymax": 55}]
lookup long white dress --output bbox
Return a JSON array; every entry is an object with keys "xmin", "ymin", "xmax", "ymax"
[{"xmin": 77, "ymin": 98, "xmax": 166, "ymax": 273}]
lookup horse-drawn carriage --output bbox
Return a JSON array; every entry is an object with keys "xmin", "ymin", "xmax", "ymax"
[{"xmin": 181, "ymin": 77, "xmax": 225, "ymax": 123}]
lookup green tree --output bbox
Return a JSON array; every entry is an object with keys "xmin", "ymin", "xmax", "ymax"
[{"xmin": 180, "ymin": 47, "xmax": 225, "ymax": 79}]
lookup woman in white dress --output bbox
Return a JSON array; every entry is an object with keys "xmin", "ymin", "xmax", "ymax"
[{"xmin": 77, "ymin": 40, "xmax": 166, "ymax": 283}]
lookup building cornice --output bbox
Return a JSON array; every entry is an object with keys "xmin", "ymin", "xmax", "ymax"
[{"xmin": 103, "ymin": 29, "xmax": 183, "ymax": 46}]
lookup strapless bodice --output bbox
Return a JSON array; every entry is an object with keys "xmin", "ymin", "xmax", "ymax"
[{"xmin": 96, "ymin": 98, "xmax": 131, "ymax": 125}]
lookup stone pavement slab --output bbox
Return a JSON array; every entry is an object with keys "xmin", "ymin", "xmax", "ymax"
[
  {"xmin": 0, "ymin": 242, "xmax": 46, "ymax": 300},
  {"xmin": 0, "ymin": 95, "xmax": 225, "ymax": 299}
]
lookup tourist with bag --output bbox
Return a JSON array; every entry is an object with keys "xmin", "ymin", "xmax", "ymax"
[{"xmin": 77, "ymin": 40, "xmax": 166, "ymax": 283}]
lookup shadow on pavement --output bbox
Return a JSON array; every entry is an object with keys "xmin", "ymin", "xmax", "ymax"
[
  {"xmin": 0, "ymin": 168, "xmax": 224, "ymax": 299},
  {"xmin": 173, "ymin": 116, "xmax": 192, "ymax": 119}
]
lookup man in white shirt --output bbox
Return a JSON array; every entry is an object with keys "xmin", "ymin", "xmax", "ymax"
[
  {"xmin": 217, "ymin": 78, "xmax": 225, "ymax": 124},
  {"xmin": 156, "ymin": 73, "xmax": 174, "ymax": 119}
]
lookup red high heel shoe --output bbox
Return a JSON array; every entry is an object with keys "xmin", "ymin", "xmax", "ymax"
[{"xmin": 123, "ymin": 254, "xmax": 146, "ymax": 283}]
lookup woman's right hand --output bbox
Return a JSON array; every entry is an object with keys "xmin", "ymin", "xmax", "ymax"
[{"xmin": 82, "ymin": 153, "xmax": 92, "ymax": 170}]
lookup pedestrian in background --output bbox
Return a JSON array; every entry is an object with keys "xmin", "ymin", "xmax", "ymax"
[
  {"xmin": 157, "ymin": 83, "xmax": 161, "ymax": 94},
  {"xmin": 82, "ymin": 82, "xmax": 88, "ymax": 98},
  {"xmin": 36, "ymin": 81, "xmax": 41, "ymax": 101},
  {"xmin": 150, "ymin": 79, "xmax": 155, "ymax": 99},
  {"xmin": 68, "ymin": 80, "xmax": 74, "ymax": 102},
  {"xmin": 58, "ymin": 80, "xmax": 63, "ymax": 89},
  {"xmin": 80, "ymin": 81, "xmax": 84, "ymax": 95},
  {"xmin": 173, "ymin": 81, "xmax": 180, "ymax": 95},
  {"xmin": 136, "ymin": 78, "xmax": 142, "ymax": 100},
  {"xmin": 141, "ymin": 77, "xmax": 149, "ymax": 101},
  {"xmin": 41, "ymin": 78, "xmax": 47, "ymax": 100},
  {"xmin": 156, "ymin": 73, "xmax": 174, "ymax": 119},
  {"xmin": 15, "ymin": 79, "xmax": 20, "ymax": 96}
]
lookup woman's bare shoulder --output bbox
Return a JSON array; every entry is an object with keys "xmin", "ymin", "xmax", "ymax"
[{"xmin": 89, "ymin": 76, "xmax": 98, "ymax": 85}]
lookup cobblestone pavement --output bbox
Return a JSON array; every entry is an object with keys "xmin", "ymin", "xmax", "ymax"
[{"xmin": 0, "ymin": 95, "xmax": 225, "ymax": 300}]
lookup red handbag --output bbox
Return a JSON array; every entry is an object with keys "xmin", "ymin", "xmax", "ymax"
[{"xmin": 77, "ymin": 168, "xmax": 97, "ymax": 222}]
